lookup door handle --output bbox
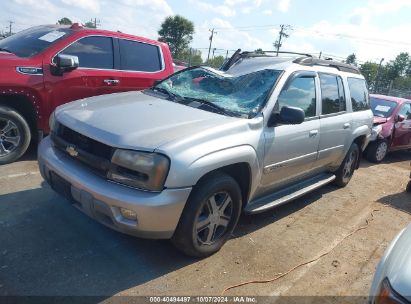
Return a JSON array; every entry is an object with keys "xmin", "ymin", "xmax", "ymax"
[
  {"xmin": 343, "ymin": 123, "xmax": 351, "ymax": 129},
  {"xmin": 103, "ymin": 79, "xmax": 120, "ymax": 85},
  {"xmin": 309, "ymin": 130, "xmax": 318, "ymax": 137}
]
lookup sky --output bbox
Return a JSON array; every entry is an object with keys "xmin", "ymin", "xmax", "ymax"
[{"xmin": 1, "ymin": 0, "xmax": 411, "ymax": 64}]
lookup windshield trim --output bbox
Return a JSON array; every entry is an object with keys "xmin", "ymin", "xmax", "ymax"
[{"xmin": 152, "ymin": 66, "xmax": 284, "ymax": 118}]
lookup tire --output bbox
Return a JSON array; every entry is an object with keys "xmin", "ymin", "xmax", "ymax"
[
  {"xmin": 0, "ymin": 106, "xmax": 31, "ymax": 165},
  {"xmin": 366, "ymin": 140, "xmax": 388, "ymax": 163},
  {"xmin": 172, "ymin": 172, "xmax": 242, "ymax": 257},
  {"xmin": 334, "ymin": 143, "xmax": 360, "ymax": 187},
  {"xmin": 407, "ymin": 181, "xmax": 411, "ymax": 193}
]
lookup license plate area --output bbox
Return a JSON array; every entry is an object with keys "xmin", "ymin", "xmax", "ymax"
[{"xmin": 49, "ymin": 171, "xmax": 73, "ymax": 201}]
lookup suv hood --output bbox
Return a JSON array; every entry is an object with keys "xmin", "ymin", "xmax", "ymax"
[{"xmin": 55, "ymin": 91, "xmax": 238, "ymax": 151}]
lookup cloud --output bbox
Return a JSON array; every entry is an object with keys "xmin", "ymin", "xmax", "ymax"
[
  {"xmin": 262, "ymin": 9, "xmax": 272, "ymax": 15},
  {"xmin": 192, "ymin": 0, "xmax": 236, "ymax": 17},
  {"xmin": 61, "ymin": 0, "xmax": 100, "ymax": 13},
  {"xmin": 277, "ymin": 0, "xmax": 290, "ymax": 13}
]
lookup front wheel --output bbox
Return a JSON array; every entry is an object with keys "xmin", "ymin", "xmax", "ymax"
[
  {"xmin": 172, "ymin": 172, "xmax": 242, "ymax": 257},
  {"xmin": 0, "ymin": 106, "xmax": 31, "ymax": 165},
  {"xmin": 334, "ymin": 143, "xmax": 360, "ymax": 187},
  {"xmin": 366, "ymin": 140, "xmax": 388, "ymax": 163}
]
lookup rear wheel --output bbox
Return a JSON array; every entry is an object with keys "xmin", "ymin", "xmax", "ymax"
[
  {"xmin": 172, "ymin": 172, "xmax": 242, "ymax": 257},
  {"xmin": 334, "ymin": 143, "xmax": 360, "ymax": 187},
  {"xmin": 366, "ymin": 140, "xmax": 388, "ymax": 163},
  {"xmin": 0, "ymin": 106, "xmax": 31, "ymax": 165}
]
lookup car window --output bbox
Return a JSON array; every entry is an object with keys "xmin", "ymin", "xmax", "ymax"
[
  {"xmin": 119, "ymin": 39, "xmax": 162, "ymax": 72},
  {"xmin": 320, "ymin": 74, "xmax": 346, "ymax": 115},
  {"xmin": 347, "ymin": 78, "xmax": 370, "ymax": 112},
  {"xmin": 0, "ymin": 26, "xmax": 73, "ymax": 58},
  {"xmin": 277, "ymin": 76, "xmax": 316, "ymax": 117},
  {"xmin": 398, "ymin": 103, "xmax": 411, "ymax": 120},
  {"xmin": 59, "ymin": 36, "xmax": 114, "ymax": 69},
  {"xmin": 370, "ymin": 97, "xmax": 398, "ymax": 118}
]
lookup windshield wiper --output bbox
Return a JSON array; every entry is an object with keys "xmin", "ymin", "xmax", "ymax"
[
  {"xmin": 181, "ymin": 97, "xmax": 239, "ymax": 117},
  {"xmin": 0, "ymin": 48, "xmax": 12, "ymax": 54},
  {"xmin": 151, "ymin": 87, "xmax": 179, "ymax": 100}
]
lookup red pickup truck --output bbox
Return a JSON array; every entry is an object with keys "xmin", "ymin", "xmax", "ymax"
[{"xmin": 0, "ymin": 23, "xmax": 174, "ymax": 164}]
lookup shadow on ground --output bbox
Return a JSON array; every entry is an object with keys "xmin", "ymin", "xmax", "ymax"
[
  {"xmin": 360, "ymin": 150, "xmax": 410, "ymax": 169},
  {"xmin": 378, "ymin": 190, "xmax": 411, "ymax": 216},
  {"xmin": 0, "ymin": 176, "xmax": 339, "ymax": 297}
]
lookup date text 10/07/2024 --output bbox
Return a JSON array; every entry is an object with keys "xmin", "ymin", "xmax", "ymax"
[{"xmin": 148, "ymin": 297, "xmax": 258, "ymax": 303}]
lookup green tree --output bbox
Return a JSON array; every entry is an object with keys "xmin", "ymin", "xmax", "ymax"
[
  {"xmin": 58, "ymin": 17, "xmax": 72, "ymax": 25},
  {"xmin": 345, "ymin": 53, "xmax": 357, "ymax": 66},
  {"xmin": 388, "ymin": 52, "xmax": 410, "ymax": 77},
  {"xmin": 84, "ymin": 21, "xmax": 96, "ymax": 28},
  {"xmin": 207, "ymin": 55, "xmax": 225, "ymax": 69},
  {"xmin": 360, "ymin": 61, "xmax": 379, "ymax": 88},
  {"xmin": 254, "ymin": 48, "xmax": 264, "ymax": 54},
  {"xmin": 176, "ymin": 48, "xmax": 203, "ymax": 66},
  {"xmin": 158, "ymin": 15, "xmax": 194, "ymax": 58}
]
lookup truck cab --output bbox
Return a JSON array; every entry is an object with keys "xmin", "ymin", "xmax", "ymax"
[{"xmin": 0, "ymin": 24, "xmax": 174, "ymax": 164}]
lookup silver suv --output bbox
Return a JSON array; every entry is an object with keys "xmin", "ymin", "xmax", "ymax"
[{"xmin": 38, "ymin": 51, "xmax": 373, "ymax": 257}]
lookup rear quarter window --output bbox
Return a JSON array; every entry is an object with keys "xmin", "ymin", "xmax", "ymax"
[
  {"xmin": 119, "ymin": 39, "xmax": 162, "ymax": 72},
  {"xmin": 347, "ymin": 78, "xmax": 370, "ymax": 112}
]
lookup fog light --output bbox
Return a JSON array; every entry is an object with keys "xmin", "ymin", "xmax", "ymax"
[{"xmin": 119, "ymin": 208, "xmax": 137, "ymax": 220}]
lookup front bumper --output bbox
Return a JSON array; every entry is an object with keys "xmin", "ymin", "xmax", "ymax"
[{"xmin": 38, "ymin": 136, "xmax": 192, "ymax": 239}]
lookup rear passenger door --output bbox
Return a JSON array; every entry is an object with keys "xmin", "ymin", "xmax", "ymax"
[
  {"xmin": 315, "ymin": 73, "xmax": 352, "ymax": 168},
  {"xmin": 117, "ymin": 38, "xmax": 167, "ymax": 91}
]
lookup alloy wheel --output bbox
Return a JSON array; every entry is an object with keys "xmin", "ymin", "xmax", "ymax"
[
  {"xmin": 195, "ymin": 191, "xmax": 233, "ymax": 246},
  {"xmin": 0, "ymin": 118, "xmax": 21, "ymax": 157},
  {"xmin": 342, "ymin": 149, "xmax": 357, "ymax": 183},
  {"xmin": 375, "ymin": 141, "xmax": 388, "ymax": 162}
]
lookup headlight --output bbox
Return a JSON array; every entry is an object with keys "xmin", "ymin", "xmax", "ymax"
[
  {"xmin": 374, "ymin": 278, "xmax": 408, "ymax": 304},
  {"xmin": 370, "ymin": 124, "xmax": 383, "ymax": 141},
  {"xmin": 49, "ymin": 111, "xmax": 57, "ymax": 131},
  {"xmin": 107, "ymin": 149, "xmax": 170, "ymax": 191}
]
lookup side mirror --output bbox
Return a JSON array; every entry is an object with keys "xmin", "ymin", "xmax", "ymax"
[
  {"xmin": 268, "ymin": 106, "xmax": 305, "ymax": 127},
  {"xmin": 56, "ymin": 54, "xmax": 79, "ymax": 71},
  {"xmin": 396, "ymin": 114, "xmax": 405, "ymax": 122}
]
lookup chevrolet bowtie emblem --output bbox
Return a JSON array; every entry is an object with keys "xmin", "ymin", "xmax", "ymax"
[{"xmin": 66, "ymin": 145, "xmax": 78, "ymax": 157}]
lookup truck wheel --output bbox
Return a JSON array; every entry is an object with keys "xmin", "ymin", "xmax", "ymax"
[
  {"xmin": 172, "ymin": 172, "xmax": 242, "ymax": 257},
  {"xmin": 0, "ymin": 106, "xmax": 31, "ymax": 165},
  {"xmin": 366, "ymin": 140, "xmax": 388, "ymax": 163},
  {"xmin": 334, "ymin": 143, "xmax": 360, "ymax": 187},
  {"xmin": 406, "ymin": 181, "xmax": 411, "ymax": 193}
]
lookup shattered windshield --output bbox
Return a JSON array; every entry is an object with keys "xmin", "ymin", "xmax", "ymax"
[{"xmin": 154, "ymin": 67, "xmax": 281, "ymax": 117}]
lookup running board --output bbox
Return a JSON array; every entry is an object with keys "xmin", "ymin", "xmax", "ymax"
[{"xmin": 245, "ymin": 173, "xmax": 336, "ymax": 214}]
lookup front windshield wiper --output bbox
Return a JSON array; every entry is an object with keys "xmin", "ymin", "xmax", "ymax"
[
  {"xmin": 0, "ymin": 48, "xmax": 12, "ymax": 54},
  {"xmin": 151, "ymin": 87, "xmax": 179, "ymax": 100},
  {"xmin": 181, "ymin": 97, "xmax": 240, "ymax": 117}
]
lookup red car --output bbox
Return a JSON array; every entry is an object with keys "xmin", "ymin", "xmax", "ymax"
[
  {"xmin": 366, "ymin": 94, "xmax": 411, "ymax": 162},
  {"xmin": 0, "ymin": 23, "xmax": 174, "ymax": 164}
]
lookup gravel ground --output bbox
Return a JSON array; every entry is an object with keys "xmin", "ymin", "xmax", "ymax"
[{"xmin": 0, "ymin": 147, "xmax": 410, "ymax": 300}]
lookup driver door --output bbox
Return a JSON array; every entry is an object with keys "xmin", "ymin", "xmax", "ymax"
[
  {"xmin": 392, "ymin": 103, "xmax": 411, "ymax": 149},
  {"xmin": 260, "ymin": 72, "xmax": 320, "ymax": 195}
]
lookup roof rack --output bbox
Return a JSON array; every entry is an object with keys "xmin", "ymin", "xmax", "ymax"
[
  {"xmin": 220, "ymin": 50, "xmax": 360, "ymax": 74},
  {"xmin": 293, "ymin": 57, "xmax": 360, "ymax": 74}
]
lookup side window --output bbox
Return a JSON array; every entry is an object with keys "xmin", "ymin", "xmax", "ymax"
[
  {"xmin": 119, "ymin": 39, "xmax": 162, "ymax": 72},
  {"xmin": 59, "ymin": 36, "xmax": 114, "ymax": 69},
  {"xmin": 319, "ymin": 74, "xmax": 346, "ymax": 115},
  {"xmin": 398, "ymin": 103, "xmax": 411, "ymax": 120},
  {"xmin": 347, "ymin": 78, "xmax": 370, "ymax": 112},
  {"xmin": 277, "ymin": 76, "xmax": 316, "ymax": 118}
]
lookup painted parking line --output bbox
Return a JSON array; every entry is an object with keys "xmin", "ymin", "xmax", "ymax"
[{"xmin": 0, "ymin": 171, "xmax": 40, "ymax": 180}]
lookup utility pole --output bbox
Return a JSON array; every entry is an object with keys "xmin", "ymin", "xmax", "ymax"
[
  {"xmin": 207, "ymin": 28, "xmax": 216, "ymax": 62},
  {"xmin": 374, "ymin": 58, "xmax": 384, "ymax": 93},
  {"xmin": 274, "ymin": 24, "xmax": 291, "ymax": 56},
  {"xmin": 319, "ymin": 51, "xmax": 322, "ymax": 59},
  {"xmin": 212, "ymin": 48, "xmax": 216, "ymax": 60},
  {"xmin": 8, "ymin": 20, "xmax": 14, "ymax": 36}
]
